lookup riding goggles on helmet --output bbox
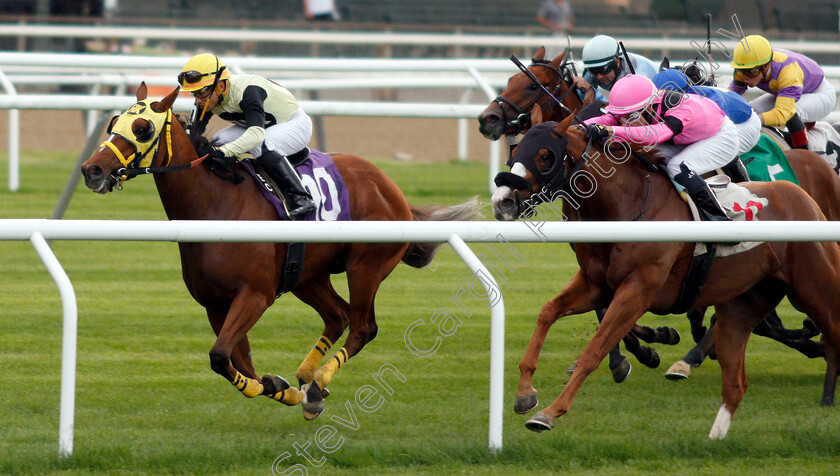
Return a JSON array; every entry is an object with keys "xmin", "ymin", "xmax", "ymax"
[{"xmin": 178, "ymin": 70, "xmax": 213, "ymax": 86}]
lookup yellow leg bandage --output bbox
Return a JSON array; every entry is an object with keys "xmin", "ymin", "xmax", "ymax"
[
  {"xmin": 296, "ymin": 335, "xmax": 333, "ymax": 382},
  {"xmin": 314, "ymin": 347, "xmax": 348, "ymax": 389},
  {"xmin": 265, "ymin": 386, "xmax": 304, "ymax": 406},
  {"xmin": 232, "ymin": 371, "xmax": 264, "ymax": 398}
]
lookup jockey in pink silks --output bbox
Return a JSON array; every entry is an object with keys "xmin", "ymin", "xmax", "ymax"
[{"xmin": 583, "ymin": 74, "xmax": 740, "ymax": 221}]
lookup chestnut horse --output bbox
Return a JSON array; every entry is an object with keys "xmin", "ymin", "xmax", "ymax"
[
  {"xmin": 479, "ymin": 47, "xmax": 681, "ymax": 381},
  {"xmin": 481, "ymin": 50, "xmax": 839, "ymax": 398},
  {"xmin": 80, "ymin": 83, "xmax": 481, "ymax": 420},
  {"xmin": 492, "ymin": 116, "xmax": 840, "ymax": 438}
]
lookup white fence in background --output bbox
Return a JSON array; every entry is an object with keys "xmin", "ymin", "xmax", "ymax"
[{"xmin": 4, "ymin": 218, "xmax": 840, "ymax": 458}]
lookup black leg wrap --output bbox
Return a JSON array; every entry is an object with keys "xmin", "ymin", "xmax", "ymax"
[{"xmin": 258, "ymin": 149, "xmax": 316, "ymax": 219}]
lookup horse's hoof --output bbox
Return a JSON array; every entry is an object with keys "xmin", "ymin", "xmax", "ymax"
[
  {"xmin": 262, "ymin": 374, "xmax": 291, "ymax": 392},
  {"xmin": 525, "ymin": 412, "xmax": 555, "ymax": 432},
  {"xmin": 639, "ymin": 347, "xmax": 660, "ymax": 369},
  {"xmin": 657, "ymin": 326, "xmax": 681, "ymax": 346},
  {"xmin": 665, "ymin": 360, "xmax": 691, "ymax": 380},
  {"xmin": 566, "ymin": 358, "xmax": 578, "ymax": 375},
  {"xmin": 302, "ymin": 383, "xmax": 325, "ymax": 420},
  {"xmin": 610, "ymin": 358, "xmax": 631, "ymax": 383},
  {"xmin": 820, "ymin": 396, "xmax": 835, "ymax": 407},
  {"xmin": 514, "ymin": 392, "xmax": 539, "ymax": 414}
]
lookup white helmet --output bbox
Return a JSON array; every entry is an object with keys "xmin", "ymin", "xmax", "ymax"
[{"xmin": 582, "ymin": 35, "xmax": 620, "ymax": 69}]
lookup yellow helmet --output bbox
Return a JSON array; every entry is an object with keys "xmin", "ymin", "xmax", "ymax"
[
  {"xmin": 731, "ymin": 35, "xmax": 773, "ymax": 69},
  {"xmin": 178, "ymin": 53, "xmax": 230, "ymax": 92}
]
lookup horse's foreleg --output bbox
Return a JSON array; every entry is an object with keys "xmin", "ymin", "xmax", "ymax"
[
  {"xmin": 598, "ymin": 308, "xmax": 632, "ymax": 383},
  {"xmin": 516, "ymin": 270, "xmax": 604, "ymax": 414},
  {"xmin": 525, "ymin": 282, "xmax": 648, "ymax": 432},
  {"xmin": 210, "ymin": 293, "xmax": 304, "ymax": 406}
]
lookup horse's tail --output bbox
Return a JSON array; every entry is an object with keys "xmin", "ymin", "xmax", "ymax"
[{"xmin": 401, "ymin": 196, "xmax": 484, "ymax": 268}]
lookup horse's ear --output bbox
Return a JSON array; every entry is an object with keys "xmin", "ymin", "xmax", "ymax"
[
  {"xmin": 550, "ymin": 48, "xmax": 566, "ymax": 68},
  {"xmin": 136, "ymin": 82, "xmax": 148, "ymax": 101},
  {"xmin": 534, "ymin": 46, "xmax": 546, "ymax": 61},
  {"xmin": 553, "ymin": 113, "xmax": 575, "ymax": 135},
  {"xmin": 153, "ymin": 86, "xmax": 180, "ymax": 113},
  {"xmin": 659, "ymin": 57, "xmax": 670, "ymax": 71},
  {"xmin": 530, "ymin": 104, "xmax": 543, "ymax": 126}
]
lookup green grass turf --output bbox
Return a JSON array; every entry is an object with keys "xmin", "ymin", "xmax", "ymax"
[{"xmin": 1, "ymin": 149, "xmax": 839, "ymax": 475}]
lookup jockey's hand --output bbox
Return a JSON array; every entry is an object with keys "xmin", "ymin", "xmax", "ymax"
[
  {"xmin": 572, "ymin": 76, "xmax": 594, "ymax": 93},
  {"xmin": 585, "ymin": 124, "xmax": 610, "ymax": 141},
  {"xmin": 207, "ymin": 148, "xmax": 226, "ymax": 160}
]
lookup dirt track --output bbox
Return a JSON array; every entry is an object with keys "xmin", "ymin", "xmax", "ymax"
[{"xmin": 0, "ymin": 110, "xmax": 497, "ymax": 163}]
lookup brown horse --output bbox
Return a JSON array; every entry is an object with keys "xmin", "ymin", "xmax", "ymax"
[
  {"xmin": 480, "ymin": 47, "xmax": 680, "ymax": 381},
  {"xmin": 481, "ymin": 52, "xmax": 840, "ymax": 396},
  {"xmin": 492, "ymin": 115, "xmax": 840, "ymax": 438},
  {"xmin": 478, "ymin": 46, "xmax": 596, "ymax": 142},
  {"xmin": 80, "ymin": 83, "xmax": 481, "ymax": 420}
]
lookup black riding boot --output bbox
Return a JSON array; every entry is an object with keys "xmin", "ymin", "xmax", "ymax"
[
  {"xmin": 719, "ymin": 157, "xmax": 749, "ymax": 183},
  {"xmin": 258, "ymin": 150, "xmax": 316, "ymax": 219},
  {"xmin": 674, "ymin": 163, "xmax": 730, "ymax": 222}
]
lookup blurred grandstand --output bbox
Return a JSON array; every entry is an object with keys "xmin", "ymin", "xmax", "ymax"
[{"xmin": 1, "ymin": 0, "xmax": 838, "ymax": 39}]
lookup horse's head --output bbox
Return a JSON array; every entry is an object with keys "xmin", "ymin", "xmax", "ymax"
[
  {"xmin": 478, "ymin": 47, "xmax": 582, "ymax": 141},
  {"xmin": 81, "ymin": 82, "xmax": 180, "ymax": 193},
  {"xmin": 491, "ymin": 112, "xmax": 582, "ymax": 220}
]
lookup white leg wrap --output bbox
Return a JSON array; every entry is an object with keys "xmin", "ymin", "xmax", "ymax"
[{"xmin": 709, "ymin": 404, "xmax": 731, "ymax": 439}]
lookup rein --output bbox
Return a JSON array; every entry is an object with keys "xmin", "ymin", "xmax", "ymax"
[{"xmin": 495, "ymin": 57, "xmax": 579, "ymax": 135}]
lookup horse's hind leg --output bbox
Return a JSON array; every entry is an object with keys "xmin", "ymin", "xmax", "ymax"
[
  {"xmin": 597, "ymin": 308, "xmax": 632, "ymax": 383},
  {"xmin": 305, "ymin": 244, "xmax": 405, "ymax": 420},
  {"xmin": 710, "ymin": 286, "xmax": 781, "ymax": 439},
  {"xmin": 821, "ymin": 337, "xmax": 838, "ymax": 406},
  {"xmin": 292, "ymin": 273, "xmax": 350, "ymax": 387},
  {"xmin": 666, "ymin": 317, "xmax": 717, "ymax": 380},
  {"xmin": 753, "ymin": 310, "xmax": 824, "ymax": 359}
]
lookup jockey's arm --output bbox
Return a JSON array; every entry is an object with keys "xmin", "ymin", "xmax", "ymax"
[
  {"xmin": 760, "ymin": 63, "xmax": 805, "ymax": 127},
  {"xmin": 218, "ymin": 85, "xmax": 268, "ymax": 158}
]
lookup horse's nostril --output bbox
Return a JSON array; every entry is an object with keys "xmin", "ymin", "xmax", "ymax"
[
  {"xmin": 84, "ymin": 164, "xmax": 103, "ymax": 180},
  {"xmin": 501, "ymin": 198, "xmax": 516, "ymax": 211}
]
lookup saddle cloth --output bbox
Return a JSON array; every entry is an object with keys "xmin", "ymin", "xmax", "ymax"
[
  {"xmin": 806, "ymin": 121, "xmax": 840, "ymax": 172},
  {"xmin": 240, "ymin": 149, "xmax": 352, "ymax": 222},
  {"xmin": 684, "ymin": 175, "xmax": 769, "ymax": 257},
  {"xmin": 741, "ymin": 134, "xmax": 799, "ymax": 184}
]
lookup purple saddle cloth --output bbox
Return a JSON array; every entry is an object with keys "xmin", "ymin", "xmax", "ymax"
[{"xmin": 240, "ymin": 149, "xmax": 352, "ymax": 221}]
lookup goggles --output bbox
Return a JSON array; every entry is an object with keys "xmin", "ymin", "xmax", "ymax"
[
  {"xmin": 191, "ymin": 85, "xmax": 215, "ymax": 98},
  {"xmin": 737, "ymin": 66, "xmax": 765, "ymax": 79},
  {"xmin": 177, "ymin": 70, "xmax": 213, "ymax": 86},
  {"xmin": 587, "ymin": 62, "xmax": 615, "ymax": 76}
]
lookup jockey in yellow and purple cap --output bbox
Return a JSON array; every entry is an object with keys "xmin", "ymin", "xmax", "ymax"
[{"xmin": 729, "ymin": 35, "xmax": 836, "ymax": 149}]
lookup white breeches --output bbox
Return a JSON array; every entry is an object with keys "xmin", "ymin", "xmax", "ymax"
[
  {"xmin": 212, "ymin": 108, "xmax": 313, "ymax": 157},
  {"xmin": 750, "ymin": 78, "xmax": 836, "ymax": 123},
  {"xmin": 658, "ymin": 117, "xmax": 741, "ymax": 178}
]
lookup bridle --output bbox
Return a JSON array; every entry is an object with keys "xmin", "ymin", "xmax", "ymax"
[
  {"xmin": 99, "ymin": 104, "xmax": 208, "ymax": 189},
  {"xmin": 493, "ymin": 57, "xmax": 580, "ymax": 136}
]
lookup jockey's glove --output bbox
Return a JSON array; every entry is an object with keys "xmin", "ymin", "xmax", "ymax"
[
  {"xmin": 197, "ymin": 143, "xmax": 226, "ymax": 160},
  {"xmin": 585, "ymin": 124, "xmax": 610, "ymax": 142},
  {"xmin": 207, "ymin": 148, "xmax": 226, "ymax": 160}
]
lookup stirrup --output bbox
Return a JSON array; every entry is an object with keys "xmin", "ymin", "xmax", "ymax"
[{"xmin": 288, "ymin": 199, "xmax": 316, "ymax": 219}]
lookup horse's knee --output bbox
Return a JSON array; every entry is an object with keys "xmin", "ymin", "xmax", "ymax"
[
  {"xmin": 365, "ymin": 322, "xmax": 379, "ymax": 344},
  {"xmin": 209, "ymin": 348, "xmax": 230, "ymax": 377}
]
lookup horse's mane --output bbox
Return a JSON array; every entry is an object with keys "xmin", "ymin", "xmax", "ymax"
[{"xmin": 174, "ymin": 114, "xmax": 243, "ymax": 184}]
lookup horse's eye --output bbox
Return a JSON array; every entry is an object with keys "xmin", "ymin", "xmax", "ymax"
[
  {"xmin": 535, "ymin": 151, "xmax": 555, "ymax": 172},
  {"xmin": 527, "ymin": 83, "xmax": 540, "ymax": 91},
  {"xmin": 132, "ymin": 118, "xmax": 155, "ymax": 143}
]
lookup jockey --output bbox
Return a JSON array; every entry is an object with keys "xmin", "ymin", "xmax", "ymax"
[
  {"xmin": 584, "ymin": 75, "xmax": 740, "ymax": 221},
  {"xmin": 729, "ymin": 35, "xmax": 836, "ymax": 149},
  {"xmin": 178, "ymin": 53, "xmax": 316, "ymax": 219},
  {"xmin": 654, "ymin": 69, "xmax": 760, "ymax": 158},
  {"xmin": 573, "ymin": 35, "xmax": 659, "ymax": 102}
]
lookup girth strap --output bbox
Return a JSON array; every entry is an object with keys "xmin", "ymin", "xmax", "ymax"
[{"xmin": 669, "ymin": 245, "xmax": 717, "ymax": 315}]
